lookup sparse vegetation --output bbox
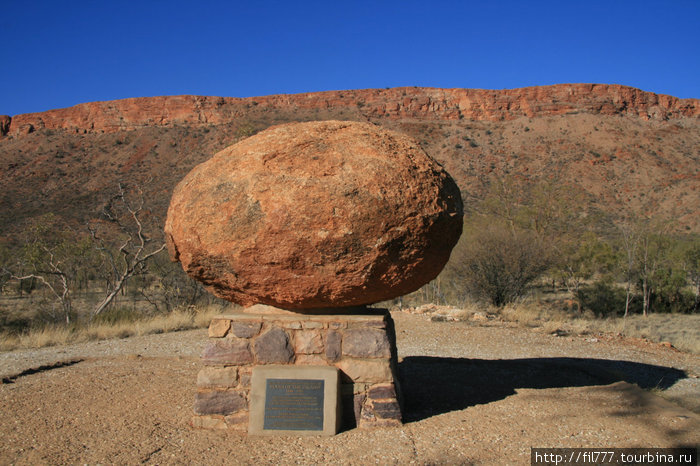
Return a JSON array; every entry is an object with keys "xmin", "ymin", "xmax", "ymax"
[
  {"xmin": 392, "ymin": 174, "xmax": 700, "ymax": 352},
  {"xmin": 0, "ymin": 305, "xmax": 224, "ymax": 351},
  {"xmin": 1, "ymin": 91, "xmax": 698, "ymax": 354}
]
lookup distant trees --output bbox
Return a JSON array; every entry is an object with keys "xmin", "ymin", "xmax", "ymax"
[
  {"xmin": 0, "ymin": 183, "xmax": 211, "ymax": 330},
  {"xmin": 2, "ymin": 214, "xmax": 95, "ymax": 324},
  {"xmin": 449, "ymin": 176, "xmax": 566, "ymax": 306},
  {"xmin": 430, "ymin": 175, "xmax": 699, "ymax": 316}
]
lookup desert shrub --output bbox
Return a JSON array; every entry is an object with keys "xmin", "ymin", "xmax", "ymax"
[
  {"xmin": 577, "ymin": 280, "xmax": 632, "ymax": 317},
  {"xmin": 453, "ymin": 225, "xmax": 552, "ymax": 306},
  {"xmin": 649, "ymin": 288, "xmax": 696, "ymax": 314}
]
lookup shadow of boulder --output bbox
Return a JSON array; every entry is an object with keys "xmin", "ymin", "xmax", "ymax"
[{"xmin": 398, "ymin": 356, "xmax": 687, "ymax": 422}]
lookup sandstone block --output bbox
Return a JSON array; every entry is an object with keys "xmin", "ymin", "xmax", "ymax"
[
  {"xmin": 302, "ymin": 321, "xmax": 324, "ymax": 329},
  {"xmin": 194, "ymin": 390, "xmax": 247, "ymax": 416},
  {"xmin": 338, "ymin": 359, "xmax": 392, "ymax": 383},
  {"xmin": 342, "ymin": 328, "xmax": 390, "ymax": 358},
  {"xmin": 253, "ymin": 327, "xmax": 294, "ymax": 364},
  {"xmin": 202, "ymin": 339, "xmax": 253, "ymax": 365},
  {"xmin": 197, "ymin": 367, "xmax": 238, "ymax": 388},
  {"xmin": 281, "ymin": 321, "xmax": 302, "ymax": 329},
  {"xmin": 295, "ymin": 354, "xmax": 327, "ymax": 365},
  {"xmin": 368, "ymin": 384, "xmax": 396, "ymax": 400},
  {"xmin": 294, "ymin": 330, "xmax": 324, "ymax": 354},
  {"xmin": 208, "ymin": 318, "xmax": 231, "ymax": 338},
  {"xmin": 231, "ymin": 321, "xmax": 262, "ymax": 338},
  {"xmin": 325, "ymin": 330, "xmax": 342, "ymax": 362},
  {"xmin": 165, "ymin": 120, "xmax": 463, "ymax": 309},
  {"xmin": 372, "ymin": 400, "xmax": 402, "ymax": 420}
]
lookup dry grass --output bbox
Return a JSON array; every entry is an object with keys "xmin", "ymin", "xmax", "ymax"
[
  {"xmin": 0, "ymin": 305, "xmax": 225, "ymax": 352},
  {"xmin": 496, "ymin": 301, "xmax": 700, "ymax": 354}
]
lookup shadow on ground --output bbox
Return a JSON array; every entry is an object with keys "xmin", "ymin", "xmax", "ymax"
[{"xmin": 398, "ymin": 356, "xmax": 687, "ymax": 422}]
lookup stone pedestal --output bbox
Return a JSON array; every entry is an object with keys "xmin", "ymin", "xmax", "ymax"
[{"xmin": 191, "ymin": 308, "xmax": 402, "ymax": 432}]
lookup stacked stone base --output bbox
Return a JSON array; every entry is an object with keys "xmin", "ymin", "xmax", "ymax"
[{"xmin": 192, "ymin": 308, "xmax": 402, "ymax": 432}]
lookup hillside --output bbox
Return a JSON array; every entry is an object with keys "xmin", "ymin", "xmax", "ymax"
[{"xmin": 0, "ymin": 84, "xmax": 698, "ymax": 243}]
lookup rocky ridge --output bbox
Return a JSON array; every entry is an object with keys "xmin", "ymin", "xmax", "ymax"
[
  {"xmin": 1, "ymin": 83, "xmax": 698, "ymax": 239},
  {"xmin": 2, "ymin": 84, "xmax": 698, "ymax": 137}
]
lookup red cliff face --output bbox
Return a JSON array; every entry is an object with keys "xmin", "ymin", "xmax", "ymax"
[
  {"xmin": 3, "ymin": 84, "xmax": 698, "ymax": 138},
  {"xmin": 0, "ymin": 115, "xmax": 10, "ymax": 136}
]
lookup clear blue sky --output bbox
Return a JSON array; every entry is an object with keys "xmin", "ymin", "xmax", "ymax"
[{"xmin": 2, "ymin": 0, "xmax": 699, "ymax": 116}]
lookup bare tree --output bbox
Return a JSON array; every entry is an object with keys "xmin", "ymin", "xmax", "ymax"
[
  {"xmin": 619, "ymin": 222, "xmax": 640, "ymax": 318},
  {"xmin": 89, "ymin": 183, "xmax": 166, "ymax": 319},
  {"xmin": 636, "ymin": 222, "xmax": 672, "ymax": 317}
]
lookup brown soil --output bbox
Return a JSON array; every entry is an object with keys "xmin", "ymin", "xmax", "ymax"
[{"xmin": 1, "ymin": 312, "xmax": 698, "ymax": 465}]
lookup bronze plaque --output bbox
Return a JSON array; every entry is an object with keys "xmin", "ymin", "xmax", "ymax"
[{"xmin": 263, "ymin": 379, "xmax": 324, "ymax": 431}]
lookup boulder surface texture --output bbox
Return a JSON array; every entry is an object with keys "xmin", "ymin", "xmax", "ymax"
[{"xmin": 165, "ymin": 120, "xmax": 463, "ymax": 310}]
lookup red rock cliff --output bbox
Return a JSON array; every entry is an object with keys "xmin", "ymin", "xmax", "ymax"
[{"xmin": 3, "ymin": 84, "xmax": 698, "ymax": 137}]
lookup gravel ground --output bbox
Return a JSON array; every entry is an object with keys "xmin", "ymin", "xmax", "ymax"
[{"xmin": 0, "ymin": 312, "xmax": 698, "ymax": 465}]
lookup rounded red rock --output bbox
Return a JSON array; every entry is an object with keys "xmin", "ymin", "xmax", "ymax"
[{"xmin": 165, "ymin": 120, "xmax": 462, "ymax": 310}]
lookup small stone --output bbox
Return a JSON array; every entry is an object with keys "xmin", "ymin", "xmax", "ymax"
[
  {"xmin": 191, "ymin": 415, "xmax": 227, "ymax": 430},
  {"xmin": 325, "ymin": 330, "xmax": 342, "ymax": 362},
  {"xmin": 208, "ymin": 318, "xmax": 231, "ymax": 338},
  {"xmin": 202, "ymin": 339, "xmax": 253, "ymax": 365},
  {"xmin": 372, "ymin": 400, "xmax": 402, "ymax": 420},
  {"xmin": 239, "ymin": 368, "xmax": 252, "ymax": 387},
  {"xmin": 329, "ymin": 322, "xmax": 346, "ymax": 330},
  {"xmin": 231, "ymin": 321, "xmax": 262, "ymax": 338},
  {"xmin": 360, "ymin": 405, "xmax": 376, "ymax": 422},
  {"xmin": 337, "ymin": 359, "xmax": 392, "ymax": 383},
  {"xmin": 368, "ymin": 384, "xmax": 396, "ymax": 400},
  {"xmin": 253, "ymin": 327, "xmax": 294, "ymax": 364},
  {"xmin": 294, "ymin": 330, "xmax": 324, "ymax": 354},
  {"xmin": 194, "ymin": 390, "xmax": 247, "ymax": 415},
  {"xmin": 342, "ymin": 328, "xmax": 391, "ymax": 358},
  {"xmin": 197, "ymin": 367, "xmax": 238, "ymax": 388}
]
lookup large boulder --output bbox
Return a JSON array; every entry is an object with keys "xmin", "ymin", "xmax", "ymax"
[{"xmin": 165, "ymin": 121, "xmax": 462, "ymax": 310}]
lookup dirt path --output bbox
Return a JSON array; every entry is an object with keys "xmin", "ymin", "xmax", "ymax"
[{"xmin": 1, "ymin": 313, "xmax": 698, "ymax": 465}]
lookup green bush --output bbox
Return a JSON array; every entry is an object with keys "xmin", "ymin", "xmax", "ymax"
[{"xmin": 577, "ymin": 280, "xmax": 632, "ymax": 317}]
